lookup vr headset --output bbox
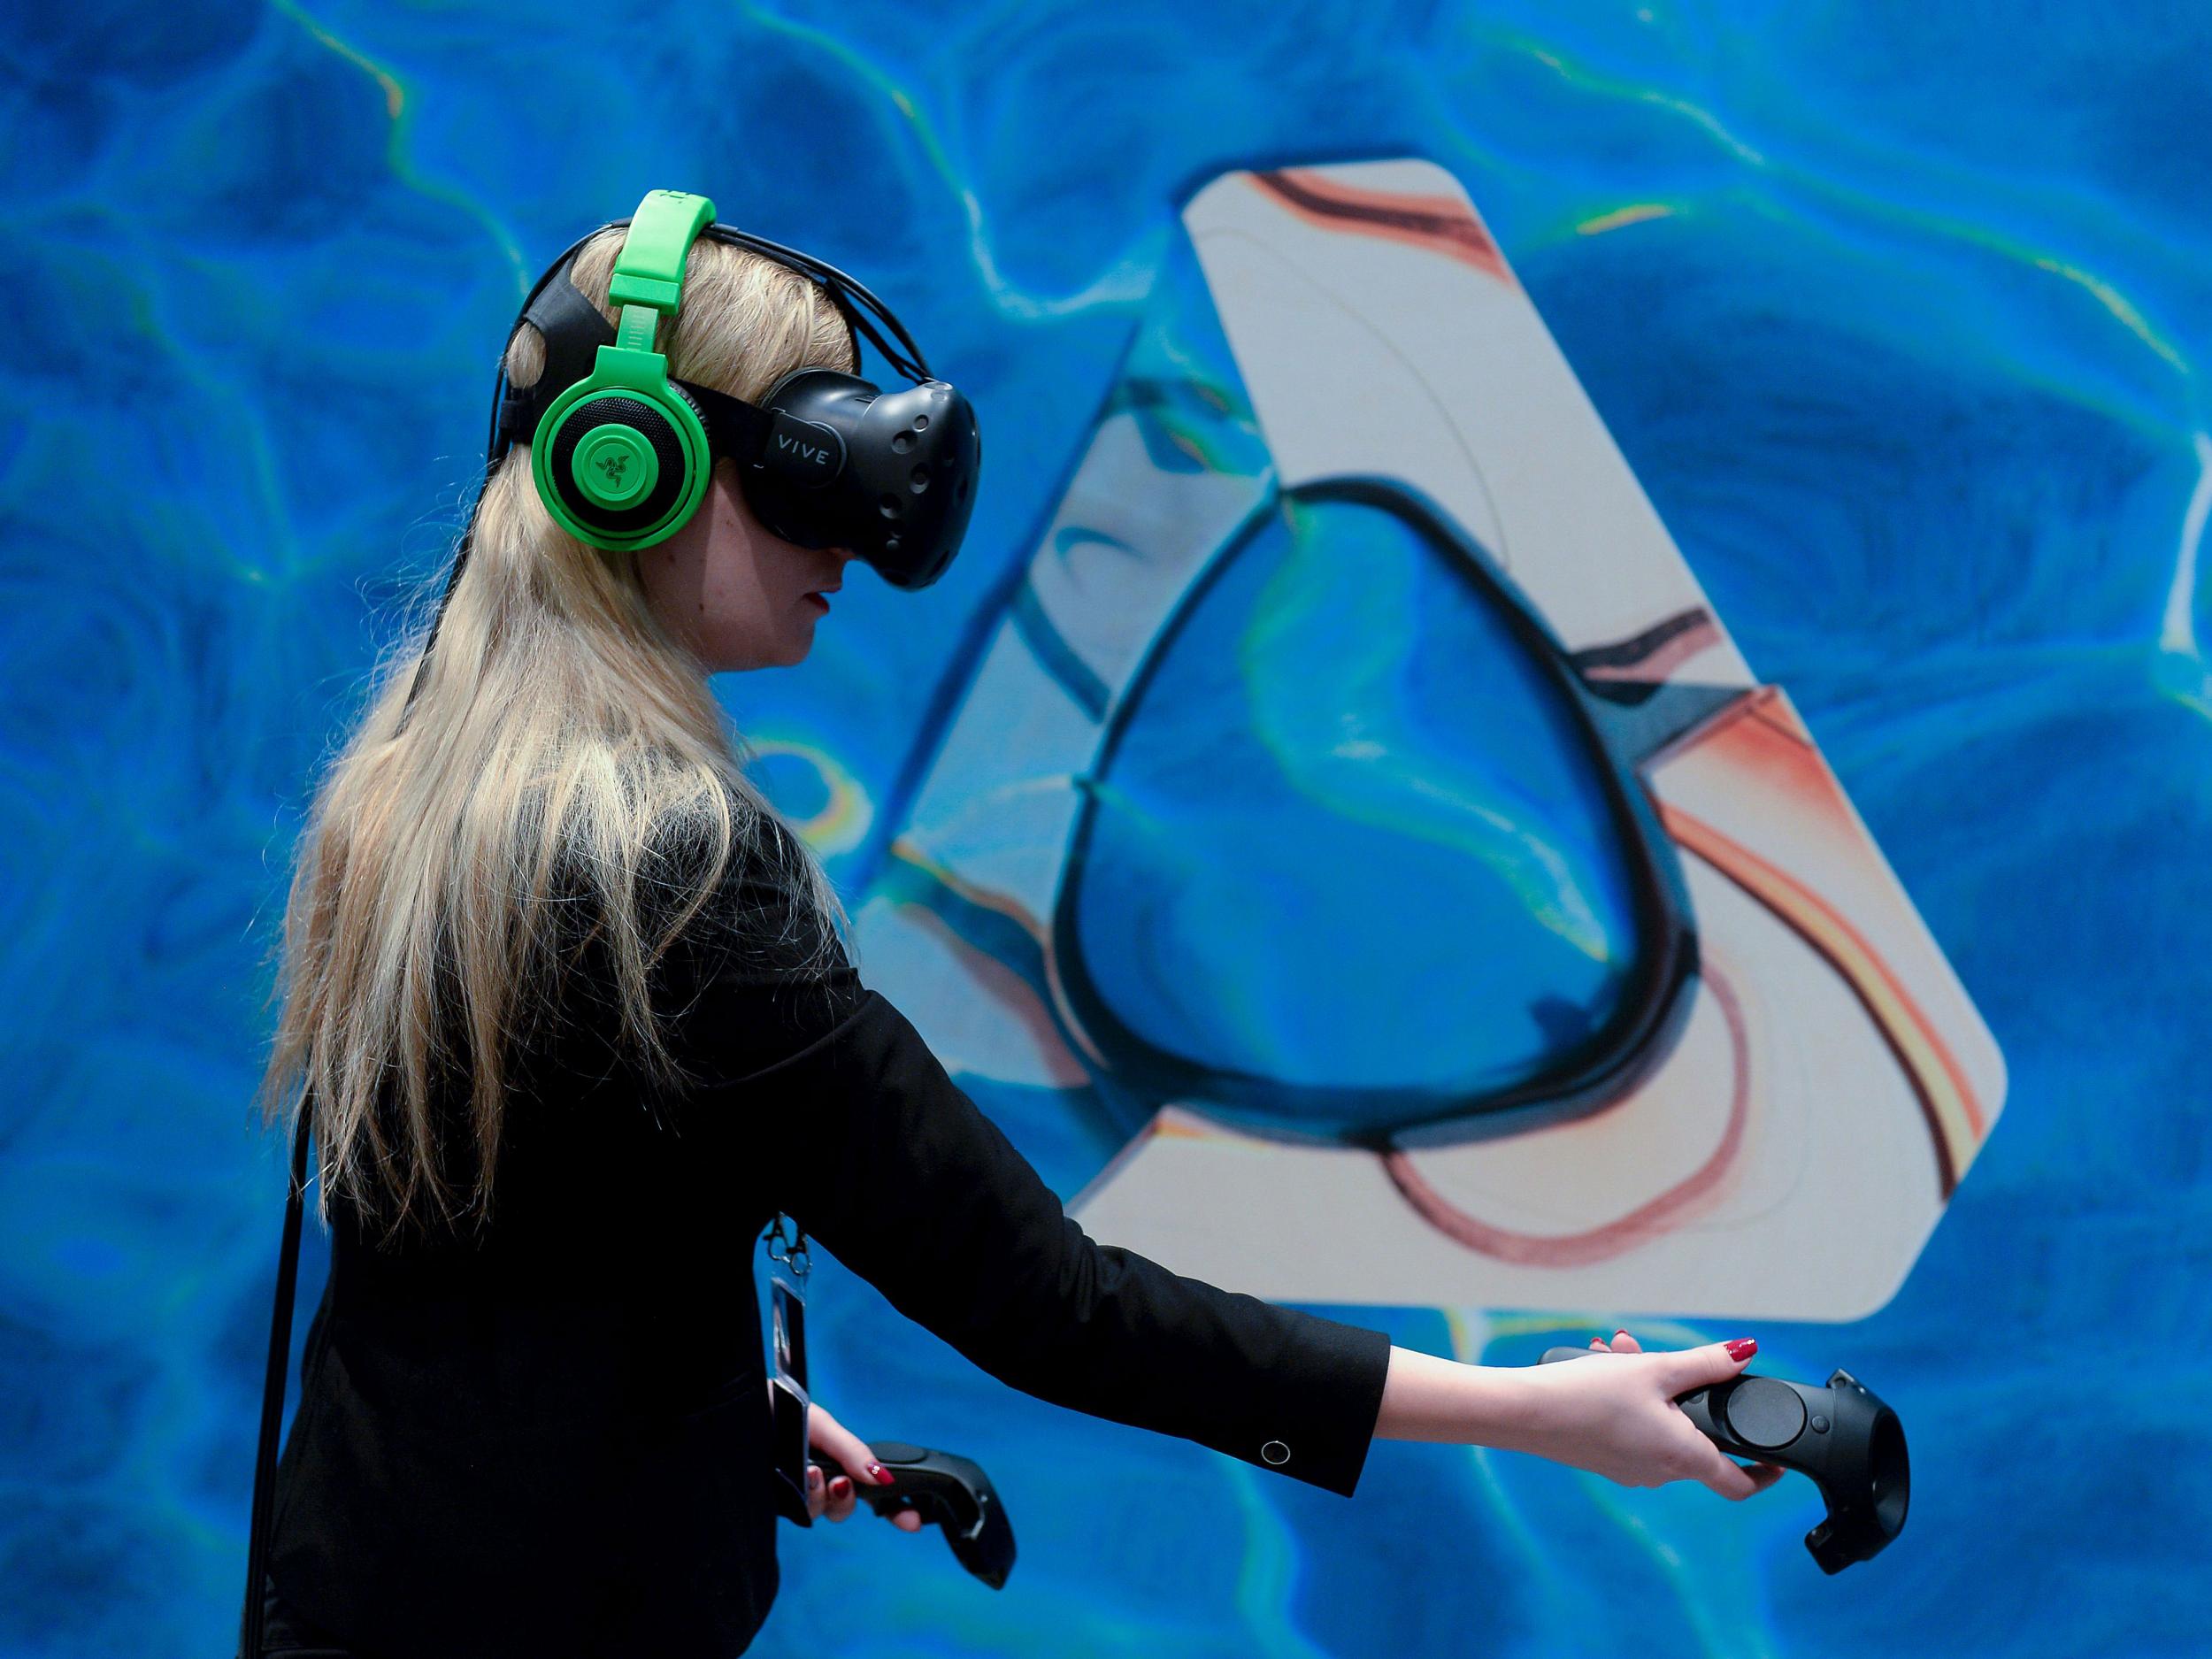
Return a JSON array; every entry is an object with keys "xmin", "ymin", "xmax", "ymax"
[{"xmin": 405, "ymin": 187, "xmax": 981, "ymax": 708}]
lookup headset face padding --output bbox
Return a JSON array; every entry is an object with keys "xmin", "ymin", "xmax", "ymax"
[{"xmin": 739, "ymin": 368, "xmax": 981, "ymax": 591}]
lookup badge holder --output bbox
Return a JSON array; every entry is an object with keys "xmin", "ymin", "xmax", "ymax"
[{"xmin": 764, "ymin": 1213, "xmax": 817, "ymax": 1526}]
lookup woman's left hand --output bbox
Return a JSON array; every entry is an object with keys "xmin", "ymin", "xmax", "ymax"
[{"xmin": 805, "ymin": 1400, "xmax": 926, "ymax": 1531}]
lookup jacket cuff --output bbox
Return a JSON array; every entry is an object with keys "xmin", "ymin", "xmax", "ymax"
[{"xmin": 1224, "ymin": 1312, "xmax": 1392, "ymax": 1498}]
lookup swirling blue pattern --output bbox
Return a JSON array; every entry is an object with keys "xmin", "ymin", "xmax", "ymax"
[{"xmin": 3, "ymin": 2, "xmax": 2207, "ymax": 1654}]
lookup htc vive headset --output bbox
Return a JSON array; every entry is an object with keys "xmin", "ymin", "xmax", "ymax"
[{"xmin": 407, "ymin": 188, "xmax": 980, "ymax": 704}]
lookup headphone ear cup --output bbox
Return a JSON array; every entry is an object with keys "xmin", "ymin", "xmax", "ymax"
[{"xmin": 532, "ymin": 380, "xmax": 710, "ymax": 549}]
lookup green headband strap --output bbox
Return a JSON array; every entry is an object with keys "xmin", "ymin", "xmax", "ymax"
[{"xmin": 608, "ymin": 189, "xmax": 717, "ymax": 352}]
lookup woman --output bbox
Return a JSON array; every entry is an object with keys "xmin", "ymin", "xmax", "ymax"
[{"xmin": 246, "ymin": 214, "xmax": 1783, "ymax": 1658}]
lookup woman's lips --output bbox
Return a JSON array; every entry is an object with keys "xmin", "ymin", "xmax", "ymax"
[{"xmin": 804, "ymin": 592, "xmax": 830, "ymax": 611}]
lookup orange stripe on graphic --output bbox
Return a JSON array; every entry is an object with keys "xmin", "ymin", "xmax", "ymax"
[
  {"xmin": 1247, "ymin": 169, "xmax": 1515, "ymax": 287},
  {"xmin": 1657, "ymin": 803, "xmax": 1987, "ymax": 1198}
]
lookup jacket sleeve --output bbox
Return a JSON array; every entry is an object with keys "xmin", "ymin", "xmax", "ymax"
[{"xmin": 657, "ymin": 825, "xmax": 1394, "ymax": 1499}]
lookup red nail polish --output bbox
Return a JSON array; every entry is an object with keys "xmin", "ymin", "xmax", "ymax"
[
  {"xmin": 830, "ymin": 1475, "xmax": 851, "ymax": 1497},
  {"xmin": 868, "ymin": 1462, "xmax": 892, "ymax": 1485},
  {"xmin": 1726, "ymin": 1337, "xmax": 1758, "ymax": 1362}
]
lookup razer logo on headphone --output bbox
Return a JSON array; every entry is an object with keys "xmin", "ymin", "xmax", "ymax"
[
  {"xmin": 597, "ymin": 455, "xmax": 630, "ymax": 483},
  {"xmin": 776, "ymin": 433, "xmax": 832, "ymax": 468}
]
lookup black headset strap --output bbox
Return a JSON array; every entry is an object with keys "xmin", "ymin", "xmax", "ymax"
[
  {"xmin": 492, "ymin": 250, "xmax": 618, "ymax": 457},
  {"xmin": 487, "ymin": 245, "xmax": 787, "ymax": 469},
  {"xmin": 239, "ymin": 1108, "xmax": 312, "ymax": 1659}
]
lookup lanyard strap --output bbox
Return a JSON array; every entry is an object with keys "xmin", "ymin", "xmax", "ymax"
[
  {"xmin": 239, "ymin": 1107, "xmax": 311, "ymax": 1659},
  {"xmin": 764, "ymin": 1211, "xmax": 811, "ymax": 1298}
]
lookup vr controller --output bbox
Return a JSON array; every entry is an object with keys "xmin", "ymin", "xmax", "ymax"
[
  {"xmin": 812, "ymin": 1439, "xmax": 1016, "ymax": 1589},
  {"xmin": 1538, "ymin": 1344, "xmax": 1909, "ymax": 1572}
]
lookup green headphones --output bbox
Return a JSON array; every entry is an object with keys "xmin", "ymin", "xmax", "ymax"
[
  {"xmin": 397, "ymin": 184, "xmax": 979, "ymax": 740},
  {"xmin": 527, "ymin": 188, "xmax": 719, "ymax": 550}
]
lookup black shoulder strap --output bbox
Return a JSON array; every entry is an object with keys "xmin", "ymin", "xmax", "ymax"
[{"xmin": 238, "ymin": 1110, "xmax": 312, "ymax": 1659}]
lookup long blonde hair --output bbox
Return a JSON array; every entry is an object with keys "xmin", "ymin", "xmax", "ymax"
[{"xmin": 256, "ymin": 226, "xmax": 861, "ymax": 1246}]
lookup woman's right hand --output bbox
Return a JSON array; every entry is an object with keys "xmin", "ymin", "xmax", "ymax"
[{"xmin": 1504, "ymin": 1330, "xmax": 1787, "ymax": 1500}]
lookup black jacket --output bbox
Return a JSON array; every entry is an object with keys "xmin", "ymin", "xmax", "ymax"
[{"xmin": 265, "ymin": 816, "xmax": 1393, "ymax": 1658}]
